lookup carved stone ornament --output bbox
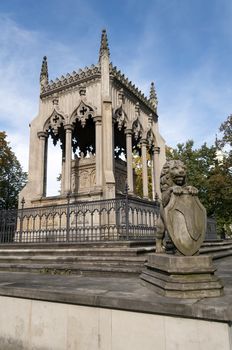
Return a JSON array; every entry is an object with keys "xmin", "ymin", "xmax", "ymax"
[
  {"xmin": 164, "ymin": 191, "xmax": 206, "ymax": 255},
  {"xmin": 146, "ymin": 128, "xmax": 154, "ymax": 149},
  {"xmin": 72, "ymin": 101, "xmax": 94, "ymax": 128},
  {"xmin": 132, "ymin": 118, "xmax": 142, "ymax": 140},
  {"xmin": 45, "ymin": 109, "xmax": 65, "ymax": 135},
  {"xmin": 114, "ymin": 106, "xmax": 127, "ymax": 130},
  {"xmin": 156, "ymin": 160, "xmax": 207, "ymax": 256}
]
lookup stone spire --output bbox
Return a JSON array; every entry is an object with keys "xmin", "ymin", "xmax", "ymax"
[
  {"xmin": 99, "ymin": 29, "xmax": 110, "ymax": 61},
  {"xmin": 149, "ymin": 82, "xmax": 158, "ymax": 111},
  {"xmin": 40, "ymin": 56, "xmax": 48, "ymax": 88}
]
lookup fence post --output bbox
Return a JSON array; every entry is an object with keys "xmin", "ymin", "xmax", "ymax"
[
  {"xmin": 125, "ymin": 182, "xmax": 129, "ymax": 240},
  {"xmin": 19, "ymin": 197, "xmax": 25, "ymax": 243},
  {"xmin": 66, "ymin": 192, "xmax": 71, "ymax": 242}
]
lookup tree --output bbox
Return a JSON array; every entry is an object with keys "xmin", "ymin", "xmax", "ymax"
[
  {"xmin": 0, "ymin": 132, "xmax": 27, "ymax": 209},
  {"xmin": 215, "ymin": 114, "xmax": 232, "ymax": 235},
  {"xmin": 133, "ymin": 151, "xmax": 153, "ymax": 199},
  {"xmin": 166, "ymin": 140, "xmax": 217, "ymax": 210},
  {"xmin": 218, "ymin": 114, "xmax": 232, "ymax": 148},
  {"xmin": 166, "ymin": 136, "xmax": 232, "ymax": 236}
]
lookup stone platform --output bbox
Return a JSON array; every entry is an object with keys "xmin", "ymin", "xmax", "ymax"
[
  {"xmin": 140, "ymin": 254, "xmax": 224, "ymax": 298},
  {"xmin": 0, "ymin": 257, "xmax": 231, "ymax": 349}
]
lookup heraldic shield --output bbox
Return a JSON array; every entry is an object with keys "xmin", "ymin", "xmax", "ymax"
[{"xmin": 164, "ymin": 192, "xmax": 207, "ymax": 256}]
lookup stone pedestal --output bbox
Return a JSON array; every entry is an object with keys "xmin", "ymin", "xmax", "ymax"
[{"xmin": 140, "ymin": 254, "xmax": 223, "ymax": 298}]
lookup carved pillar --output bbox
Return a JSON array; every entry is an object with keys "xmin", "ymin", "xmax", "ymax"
[
  {"xmin": 37, "ymin": 131, "xmax": 48, "ymax": 197},
  {"xmin": 153, "ymin": 146, "xmax": 161, "ymax": 198},
  {"xmin": 102, "ymin": 99, "xmax": 115, "ymax": 198},
  {"xmin": 141, "ymin": 139, "xmax": 149, "ymax": 199},
  {"xmin": 100, "ymin": 30, "xmax": 115, "ymax": 199},
  {"xmin": 64, "ymin": 124, "xmax": 73, "ymax": 194},
  {"xmin": 151, "ymin": 155, "xmax": 155, "ymax": 200},
  {"xmin": 125, "ymin": 129, "xmax": 134, "ymax": 194},
  {"xmin": 61, "ymin": 150, "xmax": 65, "ymax": 195},
  {"xmin": 93, "ymin": 116, "xmax": 103, "ymax": 187}
]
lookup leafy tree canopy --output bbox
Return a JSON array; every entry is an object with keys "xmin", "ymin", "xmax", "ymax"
[
  {"xmin": 166, "ymin": 116, "xmax": 232, "ymax": 236},
  {"xmin": 0, "ymin": 132, "xmax": 27, "ymax": 209},
  {"xmin": 218, "ymin": 114, "xmax": 232, "ymax": 149}
]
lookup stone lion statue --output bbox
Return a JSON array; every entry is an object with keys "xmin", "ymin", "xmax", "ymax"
[{"xmin": 156, "ymin": 159, "xmax": 199, "ymax": 253}]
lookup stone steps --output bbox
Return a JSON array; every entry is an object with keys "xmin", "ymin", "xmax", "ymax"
[
  {"xmin": 0, "ymin": 247, "xmax": 154, "ymax": 258},
  {"xmin": 0, "ymin": 254, "xmax": 145, "ymax": 266},
  {"xmin": 0, "ymin": 263, "xmax": 142, "ymax": 277},
  {"xmin": 0, "ymin": 240, "xmax": 155, "ymax": 250},
  {"xmin": 200, "ymin": 244, "xmax": 232, "ymax": 255},
  {"xmin": 0, "ymin": 240, "xmax": 230, "ymax": 277},
  {"xmin": 0, "ymin": 242, "xmax": 152, "ymax": 277}
]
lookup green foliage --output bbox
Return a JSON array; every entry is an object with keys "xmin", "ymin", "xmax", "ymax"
[
  {"xmin": 167, "ymin": 137, "xmax": 232, "ymax": 236},
  {"xmin": 218, "ymin": 114, "xmax": 232, "ymax": 148},
  {"xmin": 133, "ymin": 151, "xmax": 153, "ymax": 199},
  {"xmin": 0, "ymin": 132, "xmax": 27, "ymax": 209}
]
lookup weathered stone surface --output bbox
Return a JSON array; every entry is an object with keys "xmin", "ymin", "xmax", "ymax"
[
  {"xmin": 156, "ymin": 160, "xmax": 207, "ymax": 255},
  {"xmin": 141, "ymin": 254, "xmax": 224, "ymax": 298},
  {"xmin": 0, "ymin": 295, "xmax": 230, "ymax": 350},
  {"xmin": 164, "ymin": 192, "xmax": 207, "ymax": 255},
  {"xmin": 0, "ymin": 256, "xmax": 231, "ymax": 322}
]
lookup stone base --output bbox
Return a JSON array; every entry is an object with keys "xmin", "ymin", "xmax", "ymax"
[{"xmin": 140, "ymin": 254, "xmax": 224, "ymax": 298}]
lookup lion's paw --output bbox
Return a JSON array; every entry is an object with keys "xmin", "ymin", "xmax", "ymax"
[
  {"xmin": 186, "ymin": 186, "xmax": 198, "ymax": 195},
  {"xmin": 172, "ymin": 186, "xmax": 183, "ymax": 195}
]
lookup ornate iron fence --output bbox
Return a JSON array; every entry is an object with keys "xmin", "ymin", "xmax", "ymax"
[{"xmin": 0, "ymin": 195, "xmax": 160, "ymax": 244}]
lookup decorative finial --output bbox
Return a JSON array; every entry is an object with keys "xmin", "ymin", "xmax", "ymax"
[
  {"xmin": 118, "ymin": 88, "xmax": 124, "ymax": 104},
  {"xmin": 135, "ymin": 102, "xmax": 140, "ymax": 117},
  {"xmin": 99, "ymin": 29, "xmax": 110, "ymax": 61},
  {"xmin": 40, "ymin": 56, "xmax": 48, "ymax": 87},
  {"xmin": 79, "ymin": 84, "xmax": 86, "ymax": 97},
  {"xmin": 149, "ymin": 82, "xmax": 158, "ymax": 111},
  {"xmin": 52, "ymin": 93, "xmax": 59, "ymax": 106}
]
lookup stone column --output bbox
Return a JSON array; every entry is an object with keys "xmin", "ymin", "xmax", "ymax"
[
  {"xmin": 141, "ymin": 139, "xmax": 149, "ymax": 199},
  {"xmin": 61, "ymin": 151, "xmax": 65, "ymax": 195},
  {"xmin": 93, "ymin": 116, "xmax": 103, "ymax": 187},
  {"xmin": 37, "ymin": 131, "xmax": 48, "ymax": 197},
  {"xmin": 125, "ymin": 129, "xmax": 134, "ymax": 194},
  {"xmin": 153, "ymin": 146, "xmax": 161, "ymax": 198},
  {"xmin": 64, "ymin": 124, "xmax": 73, "ymax": 194},
  {"xmin": 151, "ymin": 155, "xmax": 155, "ymax": 200},
  {"xmin": 102, "ymin": 99, "xmax": 115, "ymax": 198}
]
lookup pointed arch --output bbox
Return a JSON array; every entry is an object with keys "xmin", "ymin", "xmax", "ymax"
[
  {"xmin": 145, "ymin": 128, "xmax": 156, "ymax": 149},
  {"xmin": 132, "ymin": 117, "xmax": 143, "ymax": 140},
  {"xmin": 114, "ymin": 105, "xmax": 128, "ymax": 131},
  {"xmin": 70, "ymin": 100, "xmax": 96, "ymax": 127},
  {"xmin": 43, "ymin": 108, "xmax": 66, "ymax": 135}
]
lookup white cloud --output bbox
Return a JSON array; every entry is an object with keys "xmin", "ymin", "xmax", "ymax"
[{"xmin": 0, "ymin": 15, "xmax": 74, "ymax": 194}]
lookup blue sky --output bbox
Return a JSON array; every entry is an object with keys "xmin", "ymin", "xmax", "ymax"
[{"xmin": 0, "ymin": 0, "xmax": 231, "ymax": 192}]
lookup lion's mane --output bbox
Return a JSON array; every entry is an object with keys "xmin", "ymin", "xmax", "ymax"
[{"xmin": 160, "ymin": 159, "xmax": 187, "ymax": 194}]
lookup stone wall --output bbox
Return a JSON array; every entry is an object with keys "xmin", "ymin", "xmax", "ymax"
[{"xmin": 0, "ymin": 296, "xmax": 231, "ymax": 350}]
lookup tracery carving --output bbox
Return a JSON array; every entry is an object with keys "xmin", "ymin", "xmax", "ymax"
[
  {"xmin": 44, "ymin": 109, "xmax": 65, "ymax": 135},
  {"xmin": 132, "ymin": 118, "xmax": 143, "ymax": 140},
  {"xmin": 114, "ymin": 105, "xmax": 128, "ymax": 130},
  {"xmin": 79, "ymin": 171, "xmax": 90, "ymax": 188},
  {"xmin": 71, "ymin": 101, "xmax": 95, "ymax": 128},
  {"xmin": 90, "ymin": 170, "xmax": 96, "ymax": 186},
  {"xmin": 146, "ymin": 128, "xmax": 155, "ymax": 149}
]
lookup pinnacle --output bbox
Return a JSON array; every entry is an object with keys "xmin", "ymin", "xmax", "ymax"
[
  {"xmin": 149, "ymin": 81, "xmax": 158, "ymax": 110},
  {"xmin": 40, "ymin": 55, "xmax": 48, "ymax": 84},
  {"xmin": 99, "ymin": 28, "xmax": 110, "ymax": 60}
]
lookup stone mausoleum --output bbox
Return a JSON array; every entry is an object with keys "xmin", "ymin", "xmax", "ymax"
[{"xmin": 19, "ymin": 30, "xmax": 165, "ymax": 208}]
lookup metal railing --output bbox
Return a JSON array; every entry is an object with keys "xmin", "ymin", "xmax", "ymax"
[{"xmin": 0, "ymin": 195, "xmax": 160, "ymax": 244}]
